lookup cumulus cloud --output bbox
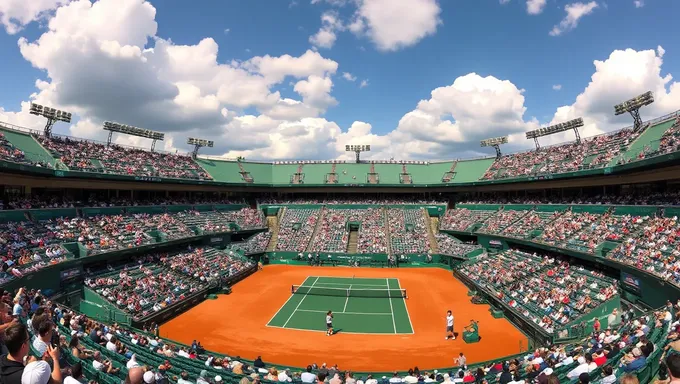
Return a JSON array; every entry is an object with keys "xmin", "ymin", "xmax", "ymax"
[
  {"xmin": 634, "ymin": 0, "xmax": 644, "ymax": 8},
  {"xmin": 342, "ymin": 72, "xmax": 357, "ymax": 82},
  {"xmin": 552, "ymin": 84, "xmax": 562, "ymax": 91},
  {"xmin": 309, "ymin": 10, "xmax": 344, "ymax": 49},
  {"xmin": 550, "ymin": 1, "xmax": 599, "ymax": 36},
  {"xmin": 349, "ymin": 0, "xmax": 442, "ymax": 52},
  {"xmin": 381, "ymin": 73, "xmax": 539, "ymax": 159},
  {"xmin": 526, "ymin": 0, "xmax": 547, "ymax": 15},
  {"xmin": 542, "ymin": 45, "xmax": 680, "ymax": 145},
  {"xmin": 0, "ymin": 0, "xmax": 68, "ymax": 34},
  {"xmin": 360, "ymin": 79, "xmax": 369, "ymax": 88}
]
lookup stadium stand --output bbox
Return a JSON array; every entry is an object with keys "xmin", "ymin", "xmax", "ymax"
[{"xmin": 36, "ymin": 135, "xmax": 212, "ymax": 180}]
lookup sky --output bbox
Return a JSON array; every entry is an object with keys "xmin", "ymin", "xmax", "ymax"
[{"xmin": 0, "ymin": 0, "xmax": 678, "ymax": 161}]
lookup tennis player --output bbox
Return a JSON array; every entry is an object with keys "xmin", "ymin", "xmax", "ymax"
[
  {"xmin": 445, "ymin": 310, "xmax": 455, "ymax": 340},
  {"xmin": 326, "ymin": 311, "xmax": 334, "ymax": 336}
]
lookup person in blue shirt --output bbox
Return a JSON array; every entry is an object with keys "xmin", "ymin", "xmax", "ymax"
[{"xmin": 622, "ymin": 347, "xmax": 646, "ymax": 372}]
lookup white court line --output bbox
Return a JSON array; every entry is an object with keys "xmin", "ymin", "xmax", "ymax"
[
  {"xmin": 296, "ymin": 309, "xmax": 393, "ymax": 315},
  {"xmin": 343, "ymin": 284, "xmax": 351, "ymax": 312},
  {"xmin": 282, "ymin": 276, "xmax": 319, "ymax": 328},
  {"xmin": 387, "ymin": 278, "xmax": 396, "ymax": 334},
  {"xmin": 397, "ymin": 278, "xmax": 415, "ymax": 334},
  {"xmin": 265, "ymin": 324, "xmax": 412, "ymax": 335},
  {"xmin": 266, "ymin": 276, "xmax": 311, "ymax": 326},
  {"xmin": 313, "ymin": 282, "xmax": 388, "ymax": 288}
]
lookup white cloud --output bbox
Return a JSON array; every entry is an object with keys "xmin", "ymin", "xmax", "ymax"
[
  {"xmin": 3, "ymin": 0, "xmax": 680, "ymax": 163},
  {"xmin": 634, "ymin": 0, "xmax": 644, "ymax": 8},
  {"xmin": 224, "ymin": 28, "xmax": 230, "ymax": 34},
  {"xmin": 309, "ymin": 10, "xmax": 344, "ymax": 49},
  {"xmin": 526, "ymin": 0, "xmax": 547, "ymax": 15},
  {"xmin": 2, "ymin": 0, "xmax": 348, "ymax": 160},
  {"xmin": 543, "ymin": 46, "xmax": 680, "ymax": 145},
  {"xmin": 550, "ymin": 1, "xmax": 599, "ymax": 36},
  {"xmin": 0, "ymin": 0, "xmax": 68, "ymax": 34},
  {"xmin": 342, "ymin": 72, "xmax": 357, "ymax": 82},
  {"xmin": 500, "ymin": 0, "xmax": 511, "ymax": 4},
  {"xmin": 349, "ymin": 0, "xmax": 442, "ymax": 52},
  {"xmin": 381, "ymin": 73, "xmax": 539, "ymax": 159},
  {"xmin": 359, "ymin": 79, "xmax": 369, "ymax": 88},
  {"xmin": 552, "ymin": 84, "xmax": 562, "ymax": 91}
]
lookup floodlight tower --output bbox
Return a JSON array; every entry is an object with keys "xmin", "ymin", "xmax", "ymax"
[
  {"xmin": 346, "ymin": 144, "xmax": 370, "ymax": 163},
  {"xmin": 188, "ymin": 137, "xmax": 214, "ymax": 159},
  {"xmin": 525, "ymin": 117, "xmax": 584, "ymax": 149},
  {"xmin": 29, "ymin": 103, "xmax": 72, "ymax": 138},
  {"xmin": 480, "ymin": 136, "xmax": 508, "ymax": 159},
  {"xmin": 103, "ymin": 121, "xmax": 165, "ymax": 151},
  {"xmin": 614, "ymin": 91, "xmax": 654, "ymax": 133}
]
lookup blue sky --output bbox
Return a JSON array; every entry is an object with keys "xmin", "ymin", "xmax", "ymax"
[{"xmin": 0, "ymin": 0, "xmax": 678, "ymax": 160}]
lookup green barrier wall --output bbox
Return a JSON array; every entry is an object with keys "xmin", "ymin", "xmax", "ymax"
[
  {"xmin": 82, "ymin": 287, "xmax": 132, "ymax": 325},
  {"xmin": 29, "ymin": 208, "xmax": 78, "ymax": 220},
  {"xmin": 0, "ymin": 210, "xmax": 27, "ymax": 222},
  {"xmin": 82, "ymin": 207, "xmax": 125, "ymax": 217}
]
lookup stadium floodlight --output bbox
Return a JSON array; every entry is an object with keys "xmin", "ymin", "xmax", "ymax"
[
  {"xmin": 29, "ymin": 103, "xmax": 72, "ymax": 137},
  {"xmin": 103, "ymin": 121, "xmax": 165, "ymax": 151},
  {"xmin": 187, "ymin": 137, "xmax": 214, "ymax": 159},
  {"xmin": 525, "ymin": 117, "xmax": 584, "ymax": 148},
  {"xmin": 480, "ymin": 136, "xmax": 508, "ymax": 159},
  {"xmin": 614, "ymin": 91, "xmax": 654, "ymax": 133},
  {"xmin": 345, "ymin": 144, "xmax": 371, "ymax": 163}
]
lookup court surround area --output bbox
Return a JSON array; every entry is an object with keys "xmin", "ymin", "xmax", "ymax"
[
  {"xmin": 267, "ymin": 276, "xmax": 413, "ymax": 334},
  {"xmin": 160, "ymin": 266, "xmax": 527, "ymax": 371}
]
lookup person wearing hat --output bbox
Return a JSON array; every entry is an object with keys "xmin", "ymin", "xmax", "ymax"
[
  {"xmin": 143, "ymin": 371, "xmax": 156, "ymax": 384},
  {"xmin": 20, "ymin": 345, "xmax": 61, "ymax": 384}
]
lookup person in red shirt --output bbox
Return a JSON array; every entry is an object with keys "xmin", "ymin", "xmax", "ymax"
[{"xmin": 593, "ymin": 318, "xmax": 601, "ymax": 333}]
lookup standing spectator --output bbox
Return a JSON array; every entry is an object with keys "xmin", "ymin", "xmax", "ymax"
[
  {"xmin": 457, "ymin": 353, "xmax": 466, "ymax": 369},
  {"xmin": 21, "ymin": 345, "xmax": 61, "ymax": 384},
  {"xmin": 0, "ymin": 322, "xmax": 29, "ymax": 384}
]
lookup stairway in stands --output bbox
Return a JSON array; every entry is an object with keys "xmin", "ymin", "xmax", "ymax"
[
  {"xmin": 442, "ymin": 161, "xmax": 458, "ymax": 182},
  {"xmin": 422, "ymin": 209, "xmax": 439, "ymax": 253},
  {"xmin": 265, "ymin": 210, "xmax": 283, "ymax": 251},
  {"xmin": 306, "ymin": 207, "xmax": 326, "ymax": 252},
  {"xmin": 382, "ymin": 207, "xmax": 393, "ymax": 255},
  {"xmin": 347, "ymin": 230, "xmax": 358, "ymax": 253}
]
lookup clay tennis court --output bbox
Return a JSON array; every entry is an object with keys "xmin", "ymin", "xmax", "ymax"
[{"xmin": 160, "ymin": 265, "xmax": 527, "ymax": 372}]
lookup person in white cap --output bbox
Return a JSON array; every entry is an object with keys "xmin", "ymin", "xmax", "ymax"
[
  {"xmin": 21, "ymin": 345, "xmax": 61, "ymax": 384},
  {"xmin": 143, "ymin": 371, "xmax": 156, "ymax": 384},
  {"xmin": 215, "ymin": 376, "xmax": 223, "ymax": 383}
]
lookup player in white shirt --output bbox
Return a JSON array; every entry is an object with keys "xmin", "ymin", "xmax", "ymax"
[
  {"xmin": 446, "ymin": 310, "xmax": 456, "ymax": 340},
  {"xmin": 326, "ymin": 311, "xmax": 334, "ymax": 336}
]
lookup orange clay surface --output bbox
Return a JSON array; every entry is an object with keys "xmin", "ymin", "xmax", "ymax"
[{"xmin": 160, "ymin": 265, "xmax": 527, "ymax": 372}]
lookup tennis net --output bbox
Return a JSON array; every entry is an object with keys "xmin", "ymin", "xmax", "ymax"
[{"xmin": 291, "ymin": 285, "xmax": 407, "ymax": 298}]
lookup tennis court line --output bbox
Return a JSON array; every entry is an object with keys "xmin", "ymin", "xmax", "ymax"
[
  {"xmin": 266, "ymin": 276, "xmax": 312, "ymax": 326},
  {"xmin": 265, "ymin": 324, "xmax": 409, "ymax": 335},
  {"xmin": 397, "ymin": 278, "xmax": 415, "ymax": 334},
  {"xmin": 313, "ymin": 282, "xmax": 388, "ymax": 288},
  {"xmin": 343, "ymin": 284, "xmax": 351, "ymax": 312},
  {"xmin": 282, "ymin": 276, "xmax": 319, "ymax": 328},
  {"xmin": 296, "ymin": 309, "xmax": 393, "ymax": 315},
  {"xmin": 386, "ymin": 278, "xmax": 397, "ymax": 334}
]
